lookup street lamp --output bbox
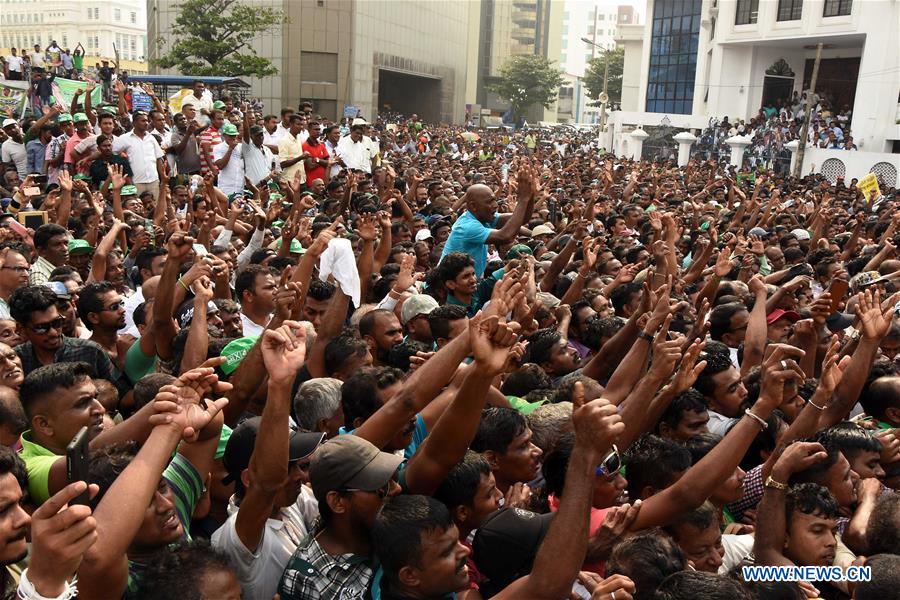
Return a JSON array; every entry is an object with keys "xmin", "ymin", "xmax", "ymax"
[{"xmin": 582, "ymin": 36, "xmax": 609, "ymax": 135}]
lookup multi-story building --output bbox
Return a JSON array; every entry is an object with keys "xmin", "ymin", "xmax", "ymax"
[
  {"xmin": 148, "ymin": 0, "xmax": 475, "ymax": 123},
  {"xmin": 0, "ymin": 0, "xmax": 148, "ymax": 74},
  {"xmin": 617, "ymin": 0, "xmax": 900, "ymax": 154},
  {"xmin": 473, "ymin": 0, "xmax": 564, "ymax": 123}
]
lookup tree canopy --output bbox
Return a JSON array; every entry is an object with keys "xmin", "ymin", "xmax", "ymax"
[
  {"xmin": 488, "ymin": 55, "xmax": 565, "ymax": 119},
  {"xmin": 583, "ymin": 47, "xmax": 624, "ymax": 107},
  {"xmin": 153, "ymin": 0, "xmax": 285, "ymax": 78}
]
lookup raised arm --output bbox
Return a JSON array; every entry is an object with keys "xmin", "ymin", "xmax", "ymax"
[
  {"xmin": 485, "ymin": 166, "xmax": 534, "ymax": 246},
  {"xmin": 740, "ymin": 275, "xmax": 768, "ymax": 376}
]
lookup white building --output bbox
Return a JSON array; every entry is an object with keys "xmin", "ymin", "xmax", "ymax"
[
  {"xmin": 0, "ymin": 0, "xmax": 148, "ymax": 73},
  {"xmin": 614, "ymin": 0, "xmax": 899, "ymax": 182}
]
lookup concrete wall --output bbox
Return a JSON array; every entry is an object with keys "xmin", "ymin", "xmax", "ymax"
[{"xmin": 794, "ymin": 148, "xmax": 899, "ymax": 187}]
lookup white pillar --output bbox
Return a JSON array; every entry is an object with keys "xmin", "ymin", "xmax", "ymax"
[
  {"xmin": 725, "ymin": 134, "xmax": 752, "ymax": 169},
  {"xmin": 785, "ymin": 140, "xmax": 800, "ymax": 176},
  {"xmin": 673, "ymin": 131, "xmax": 697, "ymax": 167},
  {"xmin": 629, "ymin": 128, "xmax": 649, "ymax": 161}
]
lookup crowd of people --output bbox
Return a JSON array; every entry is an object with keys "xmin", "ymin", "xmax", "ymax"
[{"xmin": 0, "ymin": 78, "xmax": 897, "ymax": 600}]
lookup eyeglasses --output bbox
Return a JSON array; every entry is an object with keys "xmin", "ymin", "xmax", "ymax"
[
  {"xmin": 101, "ymin": 301, "xmax": 124, "ymax": 312},
  {"xmin": 595, "ymin": 445, "xmax": 622, "ymax": 479},
  {"xmin": 340, "ymin": 479, "xmax": 393, "ymax": 499},
  {"xmin": 29, "ymin": 316, "xmax": 65, "ymax": 334},
  {"xmin": 0, "ymin": 266, "xmax": 28, "ymax": 273}
]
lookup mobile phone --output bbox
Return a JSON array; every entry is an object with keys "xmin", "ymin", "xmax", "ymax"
[
  {"xmin": 66, "ymin": 426, "xmax": 90, "ymax": 506},
  {"xmin": 548, "ymin": 199, "xmax": 557, "ymax": 225},
  {"xmin": 827, "ymin": 279, "xmax": 849, "ymax": 314},
  {"xmin": 23, "ymin": 187, "xmax": 41, "ymax": 197},
  {"xmin": 32, "ymin": 175, "xmax": 48, "ymax": 185},
  {"xmin": 192, "ymin": 243, "xmax": 209, "ymax": 257}
]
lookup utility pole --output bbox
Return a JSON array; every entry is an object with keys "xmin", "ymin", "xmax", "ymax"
[
  {"xmin": 793, "ymin": 43, "xmax": 822, "ymax": 178},
  {"xmin": 581, "ymin": 36, "xmax": 609, "ymax": 146}
]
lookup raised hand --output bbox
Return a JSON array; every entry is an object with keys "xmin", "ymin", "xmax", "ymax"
[
  {"xmin": 857, "ymin": 288, "xmax": 894, "ymax": 341},
  {"xmin": 587, "ymin": 502, "xmax": 642, "ymax": 562},
  {"xmin": 470, "ymin": 315, "xmax": 521, "ymax": 376},
  {"xmin": 166, "ymin": 232, "xmax": 197, "ymax": 263},
  {"xmin": 664, "ymin": 339, "xmax": 707, "ymax": 396},
  {"xmin": 108, "ymin": 163, "xmax": 126, "ymax": 190},
  {"xmin": 192, "ymin": 275, "xmax": 214, "ymax": 303},
  {"xmin": 57, "ymin": 170, "xmax": 73, "ymax": 192},
  {"xmin": 772, "ymin": 441, "xmax": 829, "ymax": 481},
  {"xmin": 261, "ymin": 321, "xmax": 308, "ymax": 385},
  {"xmin": 26, "ymin": 481, "xmax": 100, "ymax": 598},
  {"xmin": 757, "ymin": 344, "xmax": 806, "ymax": 412},
  {"xmin": 714, "ymin": 248, "xmax": 734, "ymax": 278},
  {"xmin": 356, "ymin": 213, "xmax": 378, "ymax": 242},
  {"xmin": 394, "ymin": 253, "xmax": 418, "ymax": 292},
  {"xmin": 307, "ymin": 218, "xmax": 341, "ymax": 257},
  {"xmin": 571, "ymin": 382, "xmax": 625, "ymax": 457},
  {"xmin": 154, "ymin": 367, "xmax": 232, "ymax": 441}
]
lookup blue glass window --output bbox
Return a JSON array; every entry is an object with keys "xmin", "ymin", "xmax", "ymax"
[{"xmin": 645, "ymin": 0, "xmax": 701, "ymax": 114}]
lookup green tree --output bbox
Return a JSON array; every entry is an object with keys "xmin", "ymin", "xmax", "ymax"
[
  {"xmin": 153, "ymin": 0, "xmax": 285, "ymax": 78},
  {"xmin": 583, "ymin": 47, "xmax": 624, "ymax": 107},
  {"xmin": 488, "ymin": 55, "xmax": 565, "ymax": 120}
]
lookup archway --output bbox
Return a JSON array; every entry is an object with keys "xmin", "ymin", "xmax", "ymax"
[{"xmin": 762, "ymin": 59, "xmax": 795, "ymax": 109}]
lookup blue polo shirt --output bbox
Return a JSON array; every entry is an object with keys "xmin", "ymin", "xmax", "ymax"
[{"xmin": 440, "ymin": 211, "xmax": 499, "ymax": 277}]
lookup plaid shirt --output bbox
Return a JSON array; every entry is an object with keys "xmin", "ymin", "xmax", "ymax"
[
  {"xmin": 278, "ymin": 532, "xmax": 373, "ymax": 600},
  {"xmin": 16, "ymin": 337, "xmax": 127, "ymax": 395},
  {"xmin": 726, "ymin": 463, "xmax": 764, "ymax": 522}
]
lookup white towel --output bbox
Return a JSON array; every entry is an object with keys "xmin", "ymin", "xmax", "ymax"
[{"xmin": 319, "ymin": 237, "xmax": 361, "ymax": 308}]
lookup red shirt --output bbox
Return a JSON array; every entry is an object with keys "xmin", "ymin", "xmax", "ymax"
[{"xmin": 302, "ymin": 139, "xmax": 329, "ymax": 183}]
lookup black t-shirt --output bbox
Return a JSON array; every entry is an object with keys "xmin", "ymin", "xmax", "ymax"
[{"xmin": 98, "ymin": 67, "xmax": 112, "ymax": 82}]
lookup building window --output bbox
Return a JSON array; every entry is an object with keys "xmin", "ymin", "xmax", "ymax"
[
  {"xmin": 300, "ymin": 51, "xmax": 338, "ymax": 84},
  {"xmin": 645, "ymin": 0, "xmax": 701, "ymax": 115},
  {"xmin": 735, "ymin": 0, "xmax": 758, "ymax": 24},
  {"xmin": 823, "ymin": 0, "xmax": 852, "ymax": 17},
  {"xmin": 777, "ymin": 0, "xmax": 802, "ymax": 21},
  {"xmin": 131, "ymin": 11, "xmax": 136, "ymax": 24},
  {"xmin": 114, "ymin": 8, "xmax": 120, "ymax": 20}
]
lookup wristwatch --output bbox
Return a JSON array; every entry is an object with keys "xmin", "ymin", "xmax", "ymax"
[{"xmin": 764, "ymin": 475, "xmax": 788, "ymax": 491}]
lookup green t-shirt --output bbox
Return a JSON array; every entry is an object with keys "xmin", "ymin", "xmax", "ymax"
[
  {"xmin": 124, "ymin": 341, "xmax": 157, "ymax": 383},
  {"xmin": 18, "ymin": 431, "xmax": 60, "ymax": 505},
  {"xmin": 72, "ymin": 54, "xmax": 83, "ymax": 70}
]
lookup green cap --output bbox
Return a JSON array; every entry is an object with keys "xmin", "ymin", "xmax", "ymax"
[
  {"xmin": 67, "ymin": 239, "xmax": 93, "ymax": 254},
  {"xmin": 73, "ymin": 173, "xmax": 91, "ymax": 181},
  {"xmin": 222, "ymin": 123, "xmax": 239, "ymax": 136},
  {"xmin": 645, "ymin": 203, "xmax": 657, "ymax": 212},
  {"xmin": 507, "ymin": 396, "xmax": 546, "ymax": 416},
  {"xmin": 270, "ymin": 193, "xmax": 283, "ymax": 201},
  {"xmin": 699, "ymin": 221, "xmax": 710, "ymax": 231},
  {"xmin": 213, "ymin": 100, "xmax": 226, "ymax": 109},
  {"xmin": 275, "ymin": 237, "xmax": 305, "ymax": 254},
  {"xmin": 505, "ymin": 244, "xmax": 533, "ymax": 260},
  {"xmin": 271, "ymin": 220, "xmax": 285, "ymax": 229},
  {"xmin": 73, "ymin": 112, "xmax": 89, "ymax": 124},
  {"xmin": 220, "ymin": 336, "xmax": 258, "ymax": 375},
  {"xmin": 57, "ymin": 114, "xmax": 73, "ymax": 123},
  {"xmin": 120, "ymin": 184, "xmax": 138, "ymax": 196}
]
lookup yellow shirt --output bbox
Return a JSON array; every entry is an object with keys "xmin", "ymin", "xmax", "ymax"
[{"xmin": 278, "ymin": 133, "xmax": 306, "ymax": 185}]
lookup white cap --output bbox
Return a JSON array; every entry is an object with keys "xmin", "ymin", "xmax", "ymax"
[
  {"xmin": 532, "ymin": 224, "xmax": 555, "ymax": 237},
  {"xmin": 790, "ymin": 228, "xmax": 811, "ymax": 241},
  {"xmin": 352, "ymin": 118, "xmax": 368, "ymax": 126},
  {"xmin": 1, "ymin": 118, "xmax": 17, "ymax": 129},
  {"xmin": 415, "ymin": 229, "xmax": 433, "ymax": 242}
]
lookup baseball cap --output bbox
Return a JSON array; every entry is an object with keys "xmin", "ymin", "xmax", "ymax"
[
  {"xmin": 790, "ymin": 228, "xmax": 811, "ymax": 241},
  {"xmin": 850, "ymin": 271, "xmax": 888, "ymax": 293},
  {"xmin": 472, "ymin": 507, "xmax": 554, "ymax": 584},
  {"xmin": 748, "ymin": 226, "xmax": 769, "ymax": 239},
  {"xmin": 308, "ymin": 435, "xmax": 403, "ymax": 504},
  {"xmin": 249, "ymin": 124, "xmax": 264, "ymax": 135},
  {"xmin": 507, "ymin": 396, "xmax": 546, "ymax": 415},
  {"xmin": 400, "ymin": 294, "xmax": 439, "ymax": 326},
  {"xmin": 221, "ymin": 417, "xmax": 325, "ymax": 485},
  {"xmin": 220, "ymin": 336, "xmax": 258, "ymax": 375},
  {"xmin": 175, "ymin": 299, "xmax": 220, "ymax": 329},
  {"xmin": 826, "ymin": 312, "xmax": 854, "ymax": 333},
  {"xmin": 535, "ymin": 291, "xmax": 561, "ymax": 309},
  {"xmin": 67, "ymin": 239, "xmax": 93, "ymax": 254},
  {"xmin": 1, "ymin": 118, "xmax": 17, "ymax": 129},
  {"xmin": 120, "ymin": 184, "xmax": 138, "ymax": 196},
  {"xmin": 57, "ymin": 114, "xmax": 73, "ymax": 123},
  {"xmin": 351, "ymin": 118, "xmax": 368, "ymax": 126},
  {"xmin": 73, "ymin": 112, "xmax": 89, "ymax": 124},
  {"xmin": 414, "ymin": 228, "xmax": 432, "ymax": 242},
  {"xmin": 766, "ymin": 309, "xmax": 800, "ymax": 326},
  {"xmin": 222, "ymin": 123, "xmax": 239, "ymax": 136},
  {"xmin": 213, "ymin": 100, "xmax": 226, "ymax": 109},
  {"xmin": 43, "ymin": 281, "xmax": 71, "ymax": 300},
  {"xmin": 505, "ymin": 244, "xmax": 533, "ymax": 260},
  {"xmin": 274, "ymin": 237, "xmax": 305, "ymax": 254},
  {"xmin": 532, "ymin": 224, "xmax": 555, "ymax": 237}
]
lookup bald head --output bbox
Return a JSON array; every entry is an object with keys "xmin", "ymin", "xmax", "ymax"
[
  {"xmin": 465, "ymin": 184, "xmax": 498, "ymax": 223},
  {"xmin": 141, "ymin": 276, "xmax": 161, "ymax": 302},
  {"xmin": 862, "ymin": 376, "xmax": 900, "ymax": 425}
]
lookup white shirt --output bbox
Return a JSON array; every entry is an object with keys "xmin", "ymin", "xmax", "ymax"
[
  {"xmin": 5, "ymin": 56, "xmax": 23, "ymax": 73},
  {"xmin": 113, "ymin": 130, "xmax": 164, "ymax": 184},
  {"xmin": 1, "ymin": 139, "xmax": 27, "ymax": 178},
  {"xmin": 243, "ymin": 142, "xmax": 278, "ymax": 186},
  {"xmin": 263, "ymin": 128, "xmax": 284, "ymax": 148},
  {"xmin": 335, "ymin": 134, "xmax": 371, "ymax": 173},
  {"xmin": 120, "ymin": 287, "xmax": 145, "ymax": 337},
  {"xmin": 240, "ymin": 313, "xmax": 266, "ymax": 338},
  {"xmin": 707, "ymin": 410, "xmax": 739, "ymax": 437},
  {"xmin": 212, "ymin": 141, "xmax": 245, "ymax": 196},
  {"xmin": 719, "ymin": 534, "xmax": 754, "ymax": 574},
  {"xmin": 211, "ymin": 487, "xmax": 318, "ymax": 600},
  {"xmin": 29, "ymin": 52, "xmax": 44, "ymax": 68}
]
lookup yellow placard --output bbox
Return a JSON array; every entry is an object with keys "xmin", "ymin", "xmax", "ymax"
[{"xmin": 857, "ymin": 172, "xmax": 881, "ymax": 203}]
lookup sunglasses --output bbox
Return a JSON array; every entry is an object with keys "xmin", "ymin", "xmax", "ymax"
[
  {"xmin": 595, "ymin": 445, "xmax": 622, "ymax": 479},
  {"xmin": 30, "ymin": 316, "xmax": 65, "ymax": 335},
  {"xmin": 340, "ymin": 478, "xmax": 394, "ymax": 499},
  {"xmin": 101, "ymin": 301, "xmax": 124, "ymax": 312}
]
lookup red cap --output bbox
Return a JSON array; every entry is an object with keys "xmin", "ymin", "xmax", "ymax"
[{"xmin": 766, "ymin": 309, "xmax": 801, "ymax": 325}]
